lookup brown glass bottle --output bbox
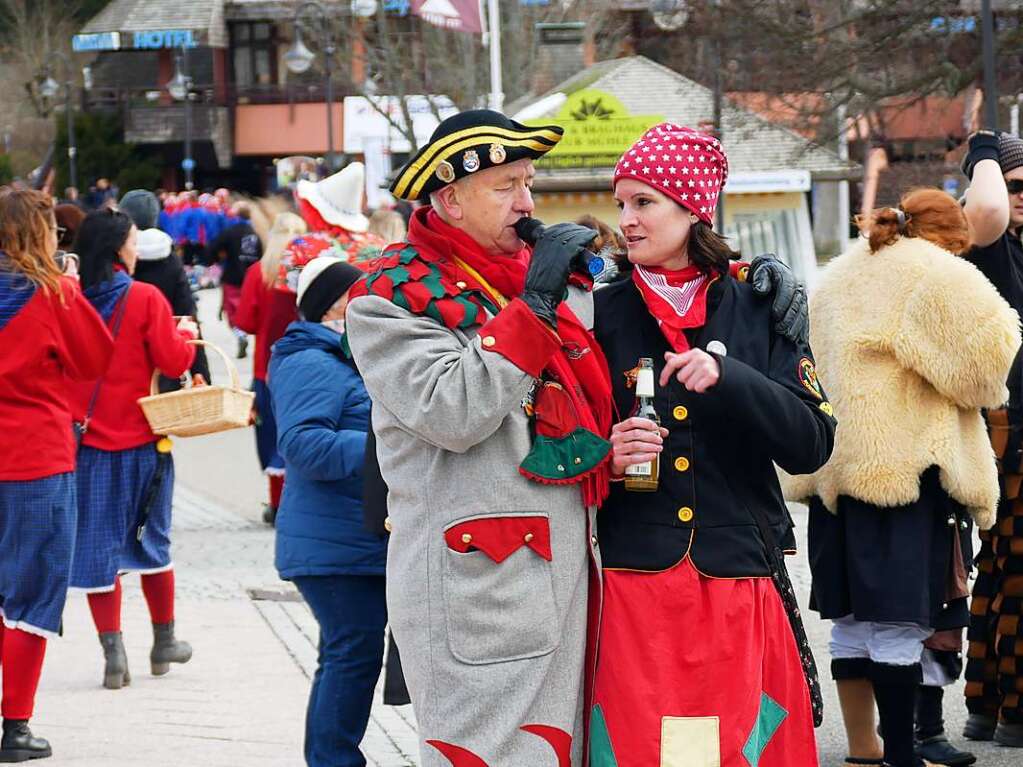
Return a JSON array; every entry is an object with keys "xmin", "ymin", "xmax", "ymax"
[{"xmin": 625, "ymin": 357, "xmax": 661, "ymax": 492}]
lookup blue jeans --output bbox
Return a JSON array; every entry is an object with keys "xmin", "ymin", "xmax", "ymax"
[{"xmin": 293, "ymin": 575, "xmax": 387, "ymax": 767}]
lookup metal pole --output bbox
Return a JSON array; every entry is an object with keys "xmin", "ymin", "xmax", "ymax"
[
  {"xmin": 181, "ymin": 47, "xmax": 194, "ymax": 190},
  {"xmin": 48, "ymin": 52, "xmax": 78, "ymax": 192},
  {"xmin": 981, "ymin": 0, "xmax": 998, "ymax": 129},
  {"xmin": 66, "ymin": 81, "xmax": 77, "ymax": 191},
  {"xmin": 836, "ymin": 102, "xmax": 850, "ymax": 254},
  {"xmin": 711, "ymin": 37, "xmax": 724, "ymax": 231},
  {"xmin": 487, "ymin": 0, "xmax": 503, "ymax": 112},
  {"xmin": 323, "ymin": 18, "xmax": 336, "ymax": 171}
]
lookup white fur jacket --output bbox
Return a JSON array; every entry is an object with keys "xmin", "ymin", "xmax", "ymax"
[{"xmin": 781, "ymin": 236, "xmax": 1021, "ymax": 529}]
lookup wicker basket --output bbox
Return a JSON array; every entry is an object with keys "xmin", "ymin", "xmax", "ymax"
[{"xmin": 138, "ymin": 340, "xmax": 255, "ymax": 437}]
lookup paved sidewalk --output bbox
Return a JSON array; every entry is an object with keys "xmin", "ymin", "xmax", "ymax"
[{"xmin": 34, "ymin": 484, "xmax": 416, "ymax": 767}]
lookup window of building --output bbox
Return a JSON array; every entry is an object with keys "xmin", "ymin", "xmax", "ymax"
[{"xmin": 231, "ymin": 22, "xmax": 277, "ymax": 88}]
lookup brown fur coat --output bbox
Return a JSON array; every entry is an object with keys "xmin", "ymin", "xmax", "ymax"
[{"xmin": 781, "ymin": 236, "xmax": 1021, "ymax": 529}]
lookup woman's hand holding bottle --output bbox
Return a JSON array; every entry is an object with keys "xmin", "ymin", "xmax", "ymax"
[{"xmin": 610, "ymin": 417, "xmax": 668, "ymax": 477}]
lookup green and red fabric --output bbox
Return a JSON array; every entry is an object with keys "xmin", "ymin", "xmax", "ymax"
[
  {"xmin": 591, "ymin": 559, "xmax": 817, "ymax": 767},
  {"xmin": 350, "ymin": 206, "xmax": 613, "ymax": 506},
  {"xmin": 276, "ymin": 220, "xmax": 385, "ymax": 294}
]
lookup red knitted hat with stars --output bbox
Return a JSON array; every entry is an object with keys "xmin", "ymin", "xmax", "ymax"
[{"xmin": 613, "ymin": 123, "xmax": 729, "ymax": 227}]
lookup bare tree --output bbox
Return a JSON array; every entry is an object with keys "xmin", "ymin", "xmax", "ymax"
[
  {"xmin": 0, "ymin": 0, "xmax": 86, "ymax": 176},
  {"xmin": 631, "ymin": 1, "xmax": 1023, "ymax": 146},
  {"xmin": 290, "ymin": 0, "xmax": 628, "ymax": 153}
]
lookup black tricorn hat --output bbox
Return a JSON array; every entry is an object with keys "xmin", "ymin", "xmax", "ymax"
[{"xmin": 389, "ymin": 109, "xmax": 563, "ymax": 202}]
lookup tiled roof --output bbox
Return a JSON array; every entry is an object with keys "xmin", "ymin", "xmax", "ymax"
[
  {"xmin": 528, "ymin": 56, "xmax": 856, "ymax": 177},
  {"xmin": 81, "ymin": 0, "xmax": 228, "ymax": 48}
]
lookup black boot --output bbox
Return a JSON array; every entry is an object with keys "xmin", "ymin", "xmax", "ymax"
[
  {"xmin": 914, "ymin": 686, "xmax": 975, "ymax": 765},
  {"xmin": 994, "ymin": 721, "xmax": 1023, "ymax": 747},
  {"xmin": 0, "ymin": 720, "xmax": 51, "ymax": 762},
  {"xmin": 98, "ymin": 631, "xmax": 130, "ymax": 690},
  {"xmin": 962, "ymin": 713, "xmax": 996, "ymax": 741},
  {"xmin": 150, "ymin": 621, "xmax": 192, "ymax": 676},
  {"xmin": 236, "ymin": 336, "xmax": 248, "ymax": 359},
  {"xmin": 871, "ymin": 662, "xmax": 924, "ymax": 767},
  {"xmin": 261, "ymin": 504, "xmax": 277, "ymax": 526}
]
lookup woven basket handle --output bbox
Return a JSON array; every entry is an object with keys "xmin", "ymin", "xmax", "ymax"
[{"xmin": 149, "ymin": 339, "xmax": 241, "ymax": 395}]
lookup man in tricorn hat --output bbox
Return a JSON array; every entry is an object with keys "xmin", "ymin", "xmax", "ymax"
[
  {"xmin": 346, "ymin": 109, "xmax": 808, "ymax": 765},
  {"xmin": 347, "ymin": 109, "xmax": 603, "ymax": 766}
]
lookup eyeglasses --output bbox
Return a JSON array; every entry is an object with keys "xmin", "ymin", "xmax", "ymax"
[
  {"xmin": 1007, "ymin": 180, "xmax": 1023, "ymax": 196},
  {"xmin": 55, "ymin": 225, "xmax": 67, "ymax": 238}
]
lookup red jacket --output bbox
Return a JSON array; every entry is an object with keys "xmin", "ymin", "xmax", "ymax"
[
  {"xmin": 68, "ymin": 279, "xmax": 196, "ymax": 451},
  {"xmin": 234, "ymin": 262, "xmax": 297, "ymax": 381},
  {"xmin": 0, "ymin": 277, "xmax": 114, "ymax": 480}
]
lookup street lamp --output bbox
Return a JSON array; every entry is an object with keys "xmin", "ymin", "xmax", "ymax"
[
  {"xmin": 286, "ymin": 1, "xmax": 338, "ymax": 170},
  {"xmin": 167, "ymin": 45, "xmax": 195, "ymax": 190},
  {"xmin": 39, "ymin": 51, "xmax": 78, "ymax": 192}
]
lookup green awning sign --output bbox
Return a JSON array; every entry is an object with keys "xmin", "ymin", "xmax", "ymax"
[{"xmin": 527, "ymin": 89, "xmax": 662, "ymax": 168}]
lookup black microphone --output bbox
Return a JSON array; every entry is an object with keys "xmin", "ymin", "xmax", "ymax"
[
  {"xmin": 513, "ymin": 217, "xmax": 548, "ymax": 248},
  {"xmin": 514, "ymin": 217, "xmax": 619, "ymax": 282}
]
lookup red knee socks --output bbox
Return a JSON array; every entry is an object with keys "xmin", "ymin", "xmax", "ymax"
[
  {"xmin": 269, "ymin": 474, "xmax": 284, "ymax": 510},
  {"xmin": 1, "ymin": 628, "xmax": 46, "ymax": 720},
  {"xmin": 141, "ymin": 570, "xmax": 175, "ymax": 625},
  {"xmin": 87, "ymin": 576, "xmax": 122, "ymax": 634}
]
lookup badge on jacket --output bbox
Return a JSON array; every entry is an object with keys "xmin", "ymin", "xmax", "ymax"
[{"xmin": 797, "ymin": 357, "xmax": 823, "ymax": 400}]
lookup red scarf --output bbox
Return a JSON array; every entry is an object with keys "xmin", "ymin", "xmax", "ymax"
[
  {"xmin": 413, "ymin": 209, "xmax": 614, "ymax": 506},
  {"xmin": 632, "ymin": 264, "xmax": 715, "ymax": 352}
]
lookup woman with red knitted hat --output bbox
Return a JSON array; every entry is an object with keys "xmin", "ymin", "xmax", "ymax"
[{"xmin": 590, "ymin": 123, "xmax": 835, "ymax": 766}]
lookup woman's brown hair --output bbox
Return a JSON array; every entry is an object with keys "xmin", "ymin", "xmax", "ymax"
[
  {"xmin": 855, "ymin": 188, "xmax": 971, "ymax": 255},
  {"xmin": 0, "ymin": 187, "xmax": 63, "ymax": 295}
]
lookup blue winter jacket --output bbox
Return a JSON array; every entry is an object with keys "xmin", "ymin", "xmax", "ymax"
[{"xmin": 269, "ymin": 321, "xmax": 387, "ymax": 578}]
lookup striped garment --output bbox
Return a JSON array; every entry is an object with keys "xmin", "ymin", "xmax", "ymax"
[{"xmin": 0, "ymin": 473, "xmax": 77, "ymax": 637}]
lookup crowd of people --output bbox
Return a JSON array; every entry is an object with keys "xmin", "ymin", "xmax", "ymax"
[{"xmin": 1, "ymin": 109, "xmax": 1023, "ymax": 767}]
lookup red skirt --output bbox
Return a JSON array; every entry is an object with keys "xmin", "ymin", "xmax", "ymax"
[{"xmin": 591, "ymin": 559, "xmax": 818, "ymax": 766}]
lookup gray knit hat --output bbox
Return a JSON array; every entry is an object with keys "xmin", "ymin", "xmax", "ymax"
[
  {"xmin": 999, "ymin": 134, "xmax": 1023, "ymax": 175},
  {"xmin": 119, "ymin": 189, "xmax": 160, "ymax": 230}
]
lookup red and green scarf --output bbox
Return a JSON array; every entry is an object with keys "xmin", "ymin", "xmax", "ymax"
[{"xmin": 354, "ymin": 207, "xmax": 614, "ymax": 506}]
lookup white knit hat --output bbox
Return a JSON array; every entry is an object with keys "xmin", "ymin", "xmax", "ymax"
[{"xmin": 296, "ymin": 162, "xmax": 370, "ymax": 233}]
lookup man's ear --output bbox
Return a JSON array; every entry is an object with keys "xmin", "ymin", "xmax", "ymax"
[{"xmin": 434, "ymin": 182, "xmax": 464, "ymax": 222}]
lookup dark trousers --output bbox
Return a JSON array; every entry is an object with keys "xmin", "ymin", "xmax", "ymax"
[{"xmin": 293, "ymin": 575, "xmax": 387, "ymax": 767}]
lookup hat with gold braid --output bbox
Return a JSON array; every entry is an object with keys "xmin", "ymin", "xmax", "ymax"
[{"xmin": 390, "ymin": 109, "xmax": 563, "ymax": 202}]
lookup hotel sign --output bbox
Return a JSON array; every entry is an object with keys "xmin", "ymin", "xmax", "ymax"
[
  {"xmin": 72, "ymin": 29, "xmax": 199, "ymax": 52},
  {"xmin": 132, "ymin": 30, "xmax": 198, "ymax": 49}
]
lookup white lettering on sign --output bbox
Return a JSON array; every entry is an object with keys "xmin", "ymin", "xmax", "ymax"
[{"xmin": 132, "ymin": 30, "xmax": 197, "ymax": 50}]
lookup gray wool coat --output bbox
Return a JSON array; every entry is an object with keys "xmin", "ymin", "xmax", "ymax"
[{"xmin": 346, "ymin": 286, "xmax": 599, "ymax": 767}]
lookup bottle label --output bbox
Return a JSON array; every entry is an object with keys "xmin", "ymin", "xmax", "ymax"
[
  {"xmin": 636, "ymin": 368, "xmax": 655, "ymax": 398},
  {"xmin": 625, "ymin": 461, "xmax": 653, "ymax": 477}
]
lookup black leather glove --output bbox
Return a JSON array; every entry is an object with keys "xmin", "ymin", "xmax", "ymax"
[
  {"xmin": 520, "ymin": 223, "xmax": 597, "ymax": 327},
  {"xmin": 749, "ymin": 255, "xmax": 809, "ymax": 345},
  {"xmin": 961, "ymin": 130, "xmax": 1002, "ymax": 180}
]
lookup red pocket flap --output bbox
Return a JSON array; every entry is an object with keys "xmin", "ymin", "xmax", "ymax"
[{"xmin": 444, "ymin": 516, "xmax": 552, "ymax": 563}]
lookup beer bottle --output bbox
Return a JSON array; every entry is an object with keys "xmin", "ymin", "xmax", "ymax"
[{"xmin": 625, "ymin": 357, "xmax": 661, "ymax": 492}]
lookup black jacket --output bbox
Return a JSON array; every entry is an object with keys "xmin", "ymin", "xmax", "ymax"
[
  {"xmin": 133, "ymin": 252, "xmax": 212, "ymax": 388},
  {"xmin": 965, "ymin": 230, "xmax": 1023, "ymax": 424},
  {"xmin": 207, "ymin": 222, "xmax": 262, "ymax": 287},
  {"xmin": 593, "ymin": 273, "xmax": 835, "ymax": 577}
]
